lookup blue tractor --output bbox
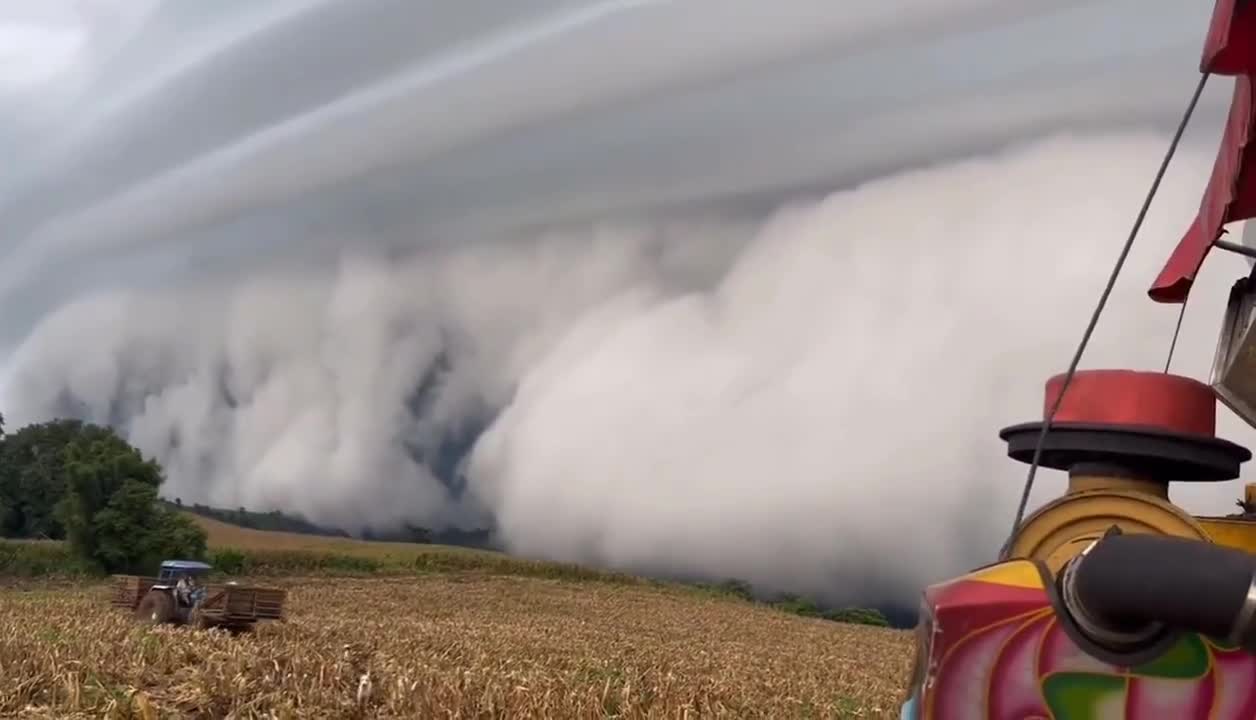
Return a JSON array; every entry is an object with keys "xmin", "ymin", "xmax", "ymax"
[
  {"xmin": 137, "ymin": 560, "xmax": 211, "ymax": 626},
  {"xmin": 112, "ymin": 559, "xmax": 285, "ymax": 631}
]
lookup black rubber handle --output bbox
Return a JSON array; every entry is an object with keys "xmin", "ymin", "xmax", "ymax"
[{"xmin": 1069, "ymin": 534, "xmax": 1256, "ymax": 651}]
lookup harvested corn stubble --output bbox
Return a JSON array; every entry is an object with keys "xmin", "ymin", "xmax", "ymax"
[{"xmin": 0, "ymin": 575, "xmax": 913, "ymax": 718}]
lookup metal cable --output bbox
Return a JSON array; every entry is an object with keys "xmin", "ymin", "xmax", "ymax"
[
  {"xmin": 1003, "ymin": 72, "xmax": 1211, "ymax": 553},
  {"xmin": 1164, "ymin": 295, "xmax": 1190, "ymax": 373}
]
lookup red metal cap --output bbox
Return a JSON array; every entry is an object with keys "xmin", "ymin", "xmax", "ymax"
[{"xmin": 1044, "ymin": 370, "xmax": 1217, "ymax": 437}]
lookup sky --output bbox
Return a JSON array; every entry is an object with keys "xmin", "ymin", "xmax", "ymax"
[{"xmin": 0, "ymin": 0, "xmax": 1251, "ymax": 606}]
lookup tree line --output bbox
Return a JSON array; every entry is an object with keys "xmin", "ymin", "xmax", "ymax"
[
  {"xmin": 699, "ymin": 579, "xmax": 892, "ymax": 627},
  {"xmin": 0, "ymin": 413, "xmax": 206, "ymax": 574},
  {"xmin": 172, "ymin": 498, "xmax": 496, "ymax": 549}
]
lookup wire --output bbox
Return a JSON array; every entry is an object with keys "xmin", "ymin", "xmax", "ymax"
[
  {"xmin": 1002, "ymin": 72, "xmax": 1211, "ymax": 554},
  {"xmin": 1163, "ymin": 295, "xmax": 1190, "ymax": 373}
]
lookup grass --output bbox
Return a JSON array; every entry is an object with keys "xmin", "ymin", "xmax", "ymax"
[
  {"xmin": 0, "ymin": 576, "xmax": 915, "ymax": 718},
  {"xmin": 0, "ymin": 539, "xmax": 92, "ymax": 579}
]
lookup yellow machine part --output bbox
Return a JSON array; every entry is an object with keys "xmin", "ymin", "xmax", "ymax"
[
  {"xmin": 1199, "ymin": 518, "xmax": 1256, "ymax": 553},
  {"xmin": 1198, "ymin": 484, "xmax": 1256, "ymax": 553},
  {"xmin": 1006, "ymin": 474, "xmax": 1211, "ymax": 575}
]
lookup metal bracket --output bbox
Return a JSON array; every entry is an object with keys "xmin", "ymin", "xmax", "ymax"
[
  {"xmin": 1214, "ymin": 238, "xmax": 1256, "ymax": 260},
  {"xmin": 1211, "ymin": 266, "xmax": 1256, "ymax": 430}
]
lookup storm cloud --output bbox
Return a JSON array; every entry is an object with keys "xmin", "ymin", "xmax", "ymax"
[{"xmin": 1, "ymin": 0, "xmax": 1250, "ymax": 605}]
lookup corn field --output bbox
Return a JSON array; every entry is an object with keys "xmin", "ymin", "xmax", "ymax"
[{"xmin": 0, "ymin": 575, "xmax": 913, "ymax": 718}]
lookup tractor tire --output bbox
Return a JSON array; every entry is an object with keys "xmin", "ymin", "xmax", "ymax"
[{"xmin": 135, "ymin": 591, "xmax": 175, "ymax": 625}]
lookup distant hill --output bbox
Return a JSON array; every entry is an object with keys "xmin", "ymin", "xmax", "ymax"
[
  {"xmin": 163, "ymin": 499, "xmax": 496, "ymax": 550},
  {"xmin": 180, "ymin": 511, "xmax": 496, "ymax": 561}
]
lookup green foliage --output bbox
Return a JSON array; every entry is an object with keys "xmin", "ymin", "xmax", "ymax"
[
  {"xmin": 756, "ymin": 591, "xmax": 890, "ymax": 627},
  {"xmin": 691, "ymin": 578, "xmax": 757, "ymax": 602},
  {"xmin": 250, "ymin": 550, "xmax": 383, "ymax": 574},
  {"xmin": 821, "ymin": 607, "xmax": 890, "ymax": 627},
  {"xmin": 0, "ymin": 540, "xmax": 93, "ymax": 577},
  {"xmin": 85, "ymin": 482, "xmax": 207, "ymax": 573},
  {"xmin": 0, "ymin": 416, "xmax": 206, "ymax": 575},
  {"xmin": 684, "ymin": 580, "xmax": 889, "ymax": 627},
  {"xmin": 206, "ymin": 549, "xmax": 378, "ymax": 576},
  {"xmin": 711, "ymin": 578, "xmax": 755, "ymax": 601},
  {"xmin": 149, "ymin": 505, "xmax": 209, "ymax": 563},
  {"xmin": 362, "ymin": 523, "xmax": 433, "ymax": 544},
  {"xmin": 208, "ymin": 548, "xmax": 249, "ymax": 575},
  {"xmin": 196, "ymin": 544, "xmax": 641, "ymax": 586},
  {"xmin": 0, "ymin": 419, "xmax": 116, "ymax": 539},
  {"xmin": 177, "ymin": 502, "xmax": 350, "ymax": 537},
  {"xmin": 772, "ymin": 593, "xmax": 822, "ymax": 618}
]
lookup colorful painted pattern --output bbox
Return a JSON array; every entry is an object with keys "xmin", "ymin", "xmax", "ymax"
[{"xmin": 916, "ymin": 561, "xmax": 1256, "ymax": 719}]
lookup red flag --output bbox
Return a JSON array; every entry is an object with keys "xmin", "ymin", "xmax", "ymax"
[
  {"xmin": 1149, "ymin": 77, "xmax": 1256, "ymax": 303},
  {"xmin": 1148, "ymin": 0, "xmax": 1256, "ymax": 304},
  {"xmin": 1201, "ymin": 0, "xmax": 1256, "ymax": 75}
]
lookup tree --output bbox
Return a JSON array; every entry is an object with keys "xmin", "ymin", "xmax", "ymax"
[
  {"xmin": 0, "ymin": 419, "xmax": 113, "ymax": 539},
  {"xmin": 87, "ymin": 481, "xmax": 206, "ymax": 573},
  {"xmin": 0, "ymin": 416, "xmax": 206, "ymax": 573},
  {"xmin": 56, "ymin": 431, "xmax": 206, "ymax": 573}
]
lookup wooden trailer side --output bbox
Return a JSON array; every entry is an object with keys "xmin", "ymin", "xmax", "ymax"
[
  {"xmin": 198, "ymin": 584, "xmax": 287, "ymax": 623},
  {"xmin": 110, "ymin": 575, "xmax": 158, "ymax": 610}
]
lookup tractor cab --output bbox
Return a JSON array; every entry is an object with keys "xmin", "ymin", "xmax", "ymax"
[
  {"xmin": 156, "ymin": 559, "xmax": 212, "ymax": 584},
  {"xmin": 153, "ymin": 560, "xmax": 212, "ymax": 613}
]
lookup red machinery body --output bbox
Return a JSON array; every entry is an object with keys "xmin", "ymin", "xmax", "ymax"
[{"xmin": 908, "ymin": 562, "xmax": 1256, "ymax": 719}]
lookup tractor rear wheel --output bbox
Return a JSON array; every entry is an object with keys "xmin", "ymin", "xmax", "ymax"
[{"xmin": 135, "ymin": 591, "xmax": 175, "ymax": 625}]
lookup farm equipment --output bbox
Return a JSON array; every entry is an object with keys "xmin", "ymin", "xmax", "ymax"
[
  {"xmin": 111, "ymin": 559, "xmax": 286, "ymax": 631},
  {"xmin": 899, "ymin": 2, "xmax": 1256, "ymax": 718}
]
